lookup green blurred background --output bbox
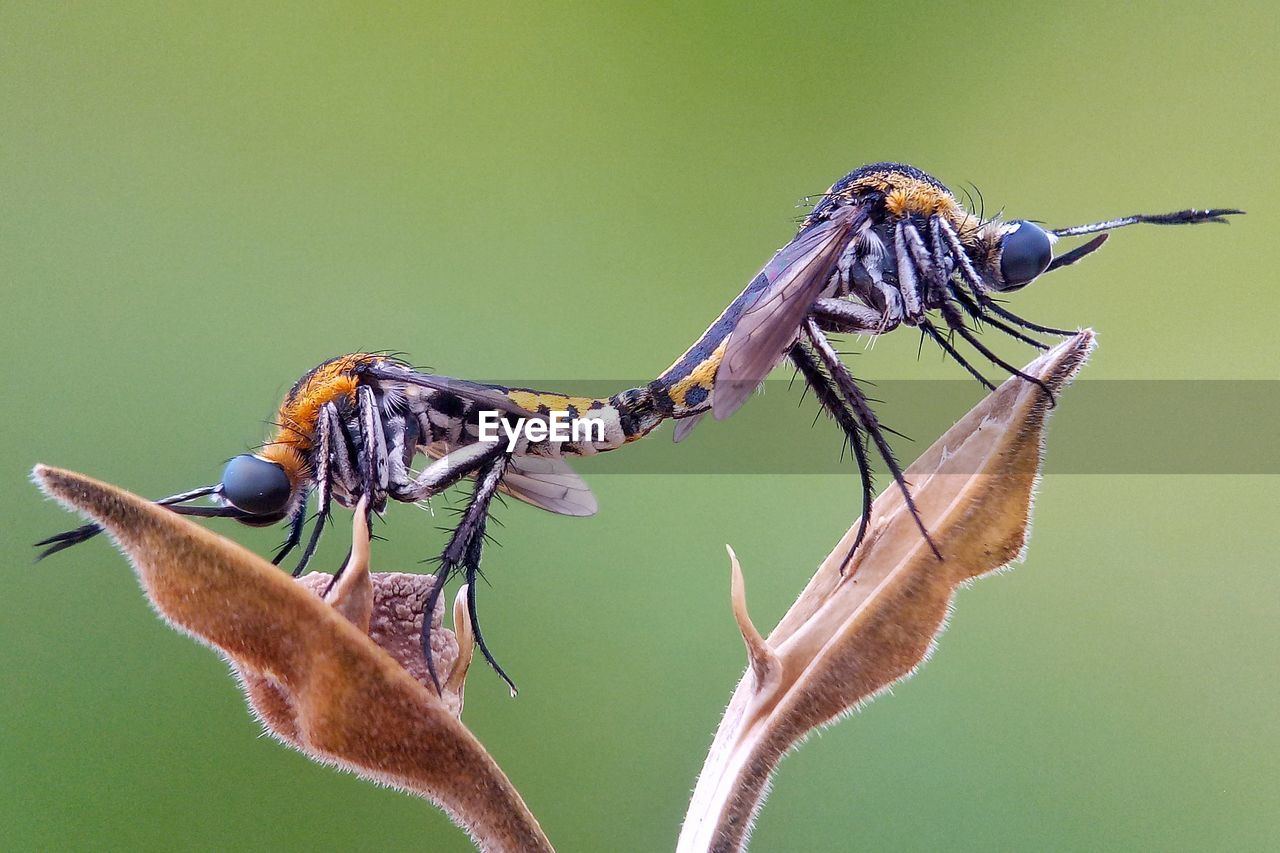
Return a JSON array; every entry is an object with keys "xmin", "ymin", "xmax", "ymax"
[{"xmin": 3, "ymin": 2, "xmax": 1276, "ymax": 850}]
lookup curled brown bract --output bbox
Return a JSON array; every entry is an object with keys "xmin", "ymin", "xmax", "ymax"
[
  {"xmin": 679, "ymin": 330, "xmax": 1096, "ymax": 853},
  {"xmin": 30, "ymin": 466, "xmax": 551, "ymax": 853}
]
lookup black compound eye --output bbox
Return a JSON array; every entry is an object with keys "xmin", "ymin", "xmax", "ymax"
[
  {"xmin": 998, "ymin": 220, "xmax": 1053, "ymax": 291},
  {"xmin": 221, "ymin": 454, "xmax": 292, "ymax": 516}
]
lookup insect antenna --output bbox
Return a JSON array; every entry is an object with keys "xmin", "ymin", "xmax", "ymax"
[
  {"xmin": 35, "ymin": 484, "xmax": 222, "ymax": 559},
  {"xmin": 1051, "ymin": 207, "xmax": 1244, "ymax": 238}
]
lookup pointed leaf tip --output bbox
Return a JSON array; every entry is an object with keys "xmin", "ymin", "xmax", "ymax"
[
  {"xmin": 445, "ymin": 584, "xmax": 474, "ymax": 711},
  {"xmin": 727, "ymin": 545, "xmax": 778, "ymax": 689}
]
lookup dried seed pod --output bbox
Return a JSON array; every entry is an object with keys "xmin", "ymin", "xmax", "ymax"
[{"xmin": 680, "ymin": 330, "xmax": 1095, "ymax": 853}]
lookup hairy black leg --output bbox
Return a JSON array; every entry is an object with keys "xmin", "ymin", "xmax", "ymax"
[
  {"xmin": 925, "ymin": 217, "xmax": 954, "ymax": 304},
  {"xmin": 979, "ymin": 300, "xmax": 1075, "ymax": 337},
  {"xmin": 803, "ymin": 318, "xmax": 941, "ymax": 559},
  {"xmin": 321, "ymin": 385, "xmax": 387, "ymax": 593},
  {"xmin": 463, "ymin": 539, "xmax": 518, "ymax": 697},
  {"xmin": 294, "ymin": 406, "xmax": 334, "ymax": 577},
  {"xmin": 272, "ymin": 501, "xmax": 308, "ymax": 566},
  {"xmin": 923, "ymin": 215, "xmax": 1058, "ymax": 386},
  {"xmin": 789, "ymin": 340, "xmax": 873, "ymax": 568},
  {"xmin": 390, "ymin": 440, "xmax": 501, "ymax": 503},
  {"xmin": 918, "ymin": 318, "xmax": 996, "ymax": 390},
  {"xmin": 946, "ymin": 283, "xmax": 1049, "ymax": 350},
  {"xmin": 357, "ymin": 385, "xmax": 386, "ymax": 528},
  {"xmin": 928, "ymin": 214, "xmax": 1041, "ymax": 355},
  {"xmin": 810, "ymin": 297, "xmax": 894, "ymax": 335},
  {"xmin": 937, "ymin": 299, "xmax": 1057, "ymax": 405},
  {"xmin": 932, "ymin": 214, "xmax": 1074, "ymax": 338},
  {"xmin": 896, "ymin": 222, "xmax": 926, "ymax": 318},
  {"xmin": 900, "ymin": 219, "xmax": 955, "ymax": 329},
  {"xmin": 422, "ymin": 451, "xmax": 514, "ymax": 694},
  {"xmin": 892, "ymin": 220, "xmax": 926, "ymax": 321},
  {"xmin": 921, "ymin": 213, "xmax": 1018, "ymax": 386}
]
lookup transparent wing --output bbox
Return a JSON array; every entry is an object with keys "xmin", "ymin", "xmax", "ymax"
[
  {"xmin": 672, "ymin": 412, "xmax": 706, "ymax": 443},
  {"xmin": 713, "ymin": 205, "xmax": 860, "ymax": 421},
  {"xmin": 421, "ymin": 443, "xmax": 597, "ymax": 517},
  {"xmin": 500, "ymin": 453, "xmax": 598, "ymax": 517}
]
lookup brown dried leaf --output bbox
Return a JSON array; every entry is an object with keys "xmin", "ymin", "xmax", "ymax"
[
  {"xmin": 31, "ymin": 466, "xmax": 551, "ymax": 853},
  {"xmin": 679, "ymin": 330, "xmax": 1096, "ymax": 853}
]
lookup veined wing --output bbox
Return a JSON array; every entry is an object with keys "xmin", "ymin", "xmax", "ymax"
[
  {"xmin": 671, "ymin": 412, "xmax": 706, "ymax": 443},
  {"xmin": 501, "ymin": 453, "xmax": 598, "ymax": 516},
  {"xmin": 365, "ymin": 364, "xmax": 540, "ymax": 421},
  {"xmin": 421, "ymin": 443, "xmax": 597, "ymax": 517},
  {"xmin": 385, "ymin": 366, "xmax": 594, "ymax": 515},
  {"xmin": 712, "ymin": 205, "xmax": 861, "ymax": 421}
]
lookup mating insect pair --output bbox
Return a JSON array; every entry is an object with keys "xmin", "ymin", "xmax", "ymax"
[{"xmin": 37, "ymin": 162, "xmax": 1242, "ymax": 691}]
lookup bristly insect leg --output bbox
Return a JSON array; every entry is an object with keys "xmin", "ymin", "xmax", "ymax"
[
  {"xmin": 893, "ymin": 221, "xmax": 926, "ymax": 322},
  {"xmin": 901, "ymin": 213, "xmax": 1008, "ymax": 386},
  {"xmin": 811, "ymin": 297, "xmax": 899, "ymax": 336},
  {"xmin": 319, "ymin": 385, "xmax": 390, "ymax": 593},
  {"xmin": 934, "ymin": 214, "xmax": 1063, "ymax": 345},
  {"xmin": 936, "ymin": 298, "xmax": 1057, "ymax": 405},
  {"xmin": 391, "ymin": 441, "xmax": 502, "ymax": 503},
  {"xmin": 948, "ymin": 283, "xmax": 1050, "ymax": 350},
  {"xmin": 357, "ymin": 385, "xmax": 388, "ymax": 516},
  {"xmin": 917, "ymin": 318, "xmax": 996, "ymax": 390},
  {"xmin": 788, "ymin": 340, "xmax": 873, "ymax": 569},
  {"xmin": 272, "ymin": 494, "xmax": 308, "ymax": 566},
  {"xmin": 898, "ymin": 220, "xmax": 942, "ymax": 314},
  {"xmin": 802, "ymin": 317, "xmax": 942, "ymax": 560},
  {"xmin": 978, "ymin": 299, "xmax": 1075, "ymax": 337},
  {"xmin": 293, "ymin": 403, "xmax": 335, "ymax": 577},
  {"xmin": 423, "ymin": 451, "xmax": 515, "ymax": 695}
]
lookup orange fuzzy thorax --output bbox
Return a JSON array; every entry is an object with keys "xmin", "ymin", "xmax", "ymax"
[
  {"xmin": 824, "ymin": 167, "xmax": 965, "ymax": 225},
  {"xmin": 883, "ymin": 184, "xmax": 961, "ymax": 219},
  {"xmin": 261, "ymin": 353, "xmax": 382, "ymax": 483}
]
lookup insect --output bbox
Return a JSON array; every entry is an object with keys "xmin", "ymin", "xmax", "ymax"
[
  {"xmin": 650, "ymin": 162, "xmax": 1243, "ymax": 561},
  {"xmin": 37, "ymin": 353, "xmax": 670, "ymax": 692},
  {"xmin": 37, "ymin": 163, "xmax": 1241, "ymax": 690}
]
